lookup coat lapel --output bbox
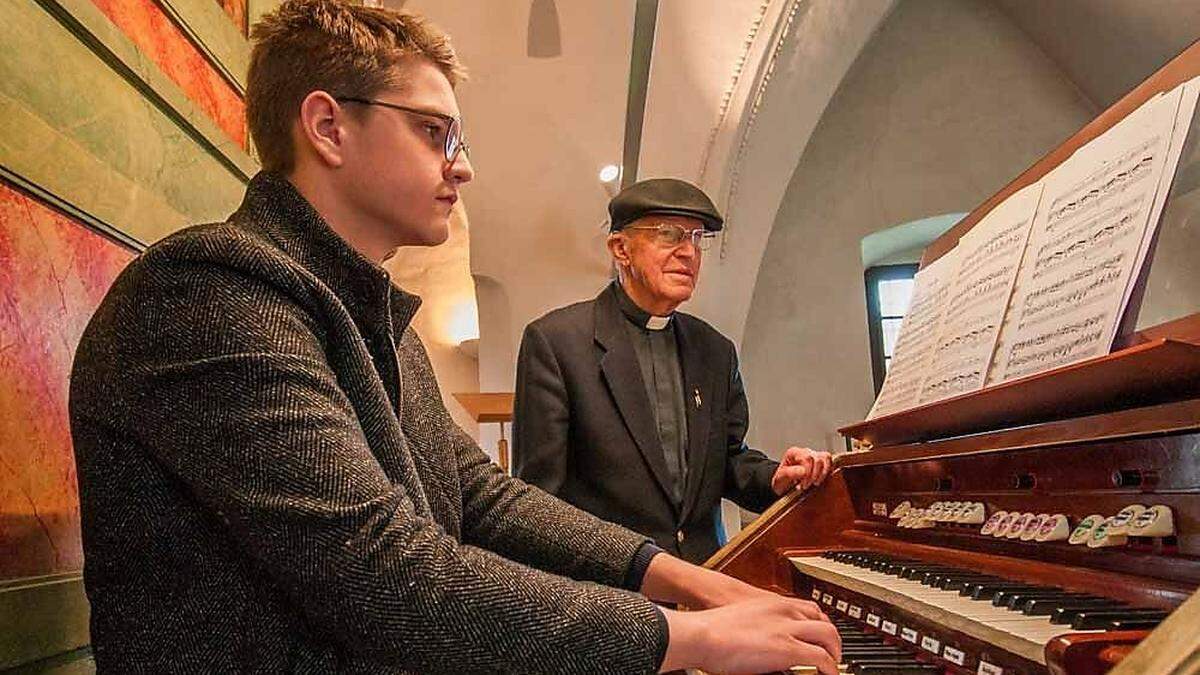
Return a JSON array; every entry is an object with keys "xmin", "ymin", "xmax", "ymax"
[
  {"xmin": 675, "ymin": 316, "xmax": 713, "ymax": 524},
  {"xmin": 593, "ymin": 289, "xmax": 678, "ymax": 509}
]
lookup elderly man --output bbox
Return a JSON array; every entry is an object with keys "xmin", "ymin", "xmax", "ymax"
[{"xmin": 514, "ymin": 178, "xmax": 834, "ymax": 564}]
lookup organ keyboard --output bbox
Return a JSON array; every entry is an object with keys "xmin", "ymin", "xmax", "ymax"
[
  {"xmin": 703, "ymin": 40, "xmax": 1200, "ymax": 675},
  {"xmin": 706, "ymin": 398, "xmax": 1200, "ymax": 674}
]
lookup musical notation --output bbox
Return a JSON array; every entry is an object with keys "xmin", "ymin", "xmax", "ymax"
[
  {"xmin": 915, "ymin": 183, "xmax": 1043, "ymax": 406},
  {"xmin": 1005, "ymin": 313, "xmax": 1107, "ymax": 377},
  {"xmin": 1043, "ymin": 142, "xmax": 1157, "ymax": 226},
  {"xmin": 868, "ymin": 250, "xmax": 958, "ymax": 419},
  {"xmin": 1018, "ymin": 254, "xmax": 1126, "ymax": 328},
  {"xmin": 1032, "ymin": 202, "xmax": 1141, "ymax": 280},
  {"xmin": 990, "ymin": 86, "xmax": 1188, "ymax": 385},
  {"xmin": 866, "ymin": 76, "xmax": 1200, "ymax": 416}
]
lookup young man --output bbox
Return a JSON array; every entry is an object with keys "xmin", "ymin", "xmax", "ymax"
[
  {"xmin": 69, "ymin": 1, "xmax": 839, "ymax": 673},
  {"xmin": 514, "ymin": 179, "xmax": 834, "ymax": 563}
]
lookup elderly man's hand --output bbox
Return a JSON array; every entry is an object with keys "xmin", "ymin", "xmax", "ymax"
[{"xmin": 771, "ymin": 446, "xmax": 833, "ymax": 496}]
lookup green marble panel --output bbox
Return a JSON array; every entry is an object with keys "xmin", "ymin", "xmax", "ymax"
[
  {"xmin": 0, "ymin": 575, "xmax": 89, "ymax": 670},
  {"xmin": 0, "ymin": 0, "xmax": 254, "ymax": 243},
  {"xmin": 158, "ymin": 0, "xmax": 250, "ymax": 93}
]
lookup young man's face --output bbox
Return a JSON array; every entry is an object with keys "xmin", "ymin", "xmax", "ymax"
[{"xmin": 340, "ymin": 58, "xmax": 474, "ymax": 249}]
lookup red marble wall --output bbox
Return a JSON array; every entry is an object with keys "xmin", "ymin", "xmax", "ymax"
[
  {"xmin": 216, "ymin": 0, "xmax": 248, "ymax": 36},
  {"xmin": 0, "ymin": 181, "xmax": 134, "ymax": 579},
  {"xmin": 90, "ymin": 0, "xmax": 248, "ymax": 148}
]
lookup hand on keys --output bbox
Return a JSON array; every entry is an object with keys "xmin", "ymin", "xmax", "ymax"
[{"xmin": 659, "ymin": 596, "xmax": 842, "ymax": 674}]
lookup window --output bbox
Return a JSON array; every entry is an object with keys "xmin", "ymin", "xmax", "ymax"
[{"xmin": 865, "ymin": 264, "xmax": 918, "ymax": 394}]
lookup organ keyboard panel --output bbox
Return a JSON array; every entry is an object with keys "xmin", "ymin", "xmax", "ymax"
[
  {"xmin": 707, "ymin": 398, "xmax": 1200, "ymax": 674},
  {"xmin": 704, "ymin": 39, "xmax": 1200, "ymax": 673}
]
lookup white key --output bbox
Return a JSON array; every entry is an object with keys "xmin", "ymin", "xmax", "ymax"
[{"xmin": 789, "ymin": 556, "xmax": 1103, "ymax": 664}]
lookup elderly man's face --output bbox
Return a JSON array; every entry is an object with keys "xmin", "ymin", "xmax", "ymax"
[{"xmin": 612, "ymin": 215, "xmax": 705, "ymax": 309}]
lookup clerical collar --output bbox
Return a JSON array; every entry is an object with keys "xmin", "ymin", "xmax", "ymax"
[{"xmin": 612, "ymin": 281, "xmax": 673, "ymax": 331}]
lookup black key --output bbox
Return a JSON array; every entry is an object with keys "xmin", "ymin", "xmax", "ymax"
[
  {"xmin": 872, "ymin": 558, "xmax": 912, "ymax": 572},
  {"xmin": 1023, "ymin": 597, "xmax": 1123, "ymax": 616},
  {"xmin": 1017, "ymin": 590, "xmax": 1108, "ymax": 612},
  {"xmin": 848, "ymin": 659, "xmax": 926, "ymax": 668},
  {"xmin": 898, "ymin": 564, "xmax": 954, "ymax": 579},
  {"xmin": 1072, "ymin": 609, "xmax": 1169, "ymax": 630},
  {"xmin": 992, "ymin": 589, "xmax": 1072, "ymax": 608},
  {"xmin": 923, "ymin": 571, "xmax": 979, "ymax": 587},
  {"xmin": 842, "ymin": 646, "xmax": 903, "ymax": 653},
  {"xmin": 852, "ymin": 664, "xmax": 941, "ymax": 674},
  {"xmin": 940, "ymin": 575, "xmax": 1004, "ymax": 591},
  {"xmin": 946, "ymin": 575, "xmax": 1005, "ymax": 592},
  {"xmin": 1052, "ymin": 603, "xmax": 1136, "ymax": 624},
  {"xmin": 967, "ymin": 583, "xmax": 1046, "ymax": 601},
  {"xmin": 1107, "ymin": 617, "xmax": 1166, "ymax": 630},
  {"xmin": 842, "ymin": 637, "xmax": 888, "ymax": 645},
  {"xmin": 913, "ymin": 570, "xmax": 964, "ymax": 585}
]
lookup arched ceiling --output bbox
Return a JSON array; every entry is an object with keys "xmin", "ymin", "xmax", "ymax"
[{"xmin": 387, "ymin": 0, "xmax": 1199, "ymax": 385}]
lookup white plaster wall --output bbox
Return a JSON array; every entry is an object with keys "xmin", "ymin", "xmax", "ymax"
[
  {"xmin": 385, "ymin": 205, "xmax": 481, "ymax": 438},
  {"xmin": 739, "ymin": 0, "xmax": 1097, "ymax": 456},
  {"xmin": 399, "ymin": 0, "xmax": 633, "ymax": 408},
  {"xmin": 676, "ymin": 0, "xmax": 899, "ymax": 347}
]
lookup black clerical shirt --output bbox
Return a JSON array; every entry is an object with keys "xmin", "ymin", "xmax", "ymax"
[{"xmin": 613, "ymin": 282, "xmax": 689, "ymax": 506}]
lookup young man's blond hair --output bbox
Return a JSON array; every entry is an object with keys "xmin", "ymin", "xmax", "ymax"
[{"xmin": 247, "ymin": 0, "xmax": 464, "ymax": 173}]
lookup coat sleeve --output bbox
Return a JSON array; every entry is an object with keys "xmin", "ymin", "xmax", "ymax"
[
  {"xmin": 397, "ymin": 326, "xmax": 660, "ymax": 592},
  {"xmin": 721, "ymin": 344, "xmax": 781, "ymax": 513},
  {"xmin": 80, "ymin": 253, "xmax": 666, "ymax": 674},
  {"xmin": 511, "ymin": 322, "xmax": 572, "ymax": 495}
]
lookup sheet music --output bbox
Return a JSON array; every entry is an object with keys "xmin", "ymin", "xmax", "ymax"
[
  {"xmin": 1119, "ymin": 76, "xmax": 1200, "ymax": 315},
  {"xmin": 988, "ymin": 86, "xmax": 1189, "ymax": 384},
  {"xmin": 917, "ymin": 183, "xmax": 1043, "ymax": 404},
  {"xmin": 867, "ymin": 248, "xmax": 958, "ymax": 419}
]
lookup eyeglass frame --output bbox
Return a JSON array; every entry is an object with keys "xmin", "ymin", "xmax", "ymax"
[
  {"xmin": 336, "ymin": 96, "xmax": 470, "ymax": 164},
  {"xmin": 622, "ymin": 221, "xmax": 718, "ymax": 251}
]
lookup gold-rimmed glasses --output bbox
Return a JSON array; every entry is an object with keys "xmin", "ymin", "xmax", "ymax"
[{"xmin": 624, "ymin": 222, "xmax": 717, "ymax": 251}]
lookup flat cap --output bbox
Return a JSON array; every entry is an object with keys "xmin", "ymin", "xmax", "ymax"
[{"xmin": 608, "ymin": 178, "xmax": 724, "ymax": 232}]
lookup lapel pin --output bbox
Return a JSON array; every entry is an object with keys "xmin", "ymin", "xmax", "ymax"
[{"xmin": 693, "ymin": 387, "xmax": 702, "ymax": 409}]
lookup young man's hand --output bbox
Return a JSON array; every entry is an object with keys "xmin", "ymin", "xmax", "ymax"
[
  {"xmin": 659, "ymin": 597, "xmax": 841, "ymax": 674},
  {"xmin": 771, "ymin": 446, "xmax": 834, "ymax": 495},
  {"xmin": 641, "ymin": 553, "xmax": 793, "ymax": 610}
]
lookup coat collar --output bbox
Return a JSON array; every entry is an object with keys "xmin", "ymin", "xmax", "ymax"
[
  {"xmin": 593, "ymin": 284, "xmax": 717, "ymax": 522},
  {"xmin": 675, "ymin": 321, "xmax": 714, "ymax": 524},
  {"xmin": 612, "ymin": 281, "xmax": 673, "ymax": 331},
  {"xmin": 230, "ymin": 172, "xmax": 421, "ymax": 341},
  {"xmin": 594, "ymin": 285, "xmax": 678, "ymax": 510}
]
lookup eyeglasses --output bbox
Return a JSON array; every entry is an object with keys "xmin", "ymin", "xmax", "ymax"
[
  {"xmin": 624, "ymin": 222, "xmax": 717, "ymax": 251},
  {"xmin": 336, "ymin": 97, "xmax": 470, "ymax": 164}
]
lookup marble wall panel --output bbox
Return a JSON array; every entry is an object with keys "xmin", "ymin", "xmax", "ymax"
[
  {"xmin": 0, "ymin": 180, "xmax": 134, "ymax": 579},
  {"xmin": 216, "ymin": 0, "xmax": 247, "ymax": 35},
  {"xmin": 89, "ymin": 0, "xmax": 247, "ymax": 147},
  {"xmin": 0, "ymin": 0, "xmax": 249, "ymax": 243}
]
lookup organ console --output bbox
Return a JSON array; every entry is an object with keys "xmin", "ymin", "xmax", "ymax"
[{"xmin": 704, "ymin": 41, "xmax": 1200, "ymax": 675}]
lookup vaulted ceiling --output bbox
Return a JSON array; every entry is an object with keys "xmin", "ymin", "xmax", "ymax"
[{"xmin": 388, "ymin": 0, "xmax": 1199, "ymax": 391}]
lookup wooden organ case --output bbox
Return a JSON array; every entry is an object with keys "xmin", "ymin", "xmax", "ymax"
[{"xmin": 705, "ymin": 42, "xmax": 1200, "ymax": 675}]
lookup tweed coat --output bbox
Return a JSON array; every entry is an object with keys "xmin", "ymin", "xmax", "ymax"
[
  {"xmin": 69, "ymin": 172, "xmax": 666, "ymax": 674},
  {"xmin": 512, "ymin": 285, "xmax": 780, "ymax": 564}
]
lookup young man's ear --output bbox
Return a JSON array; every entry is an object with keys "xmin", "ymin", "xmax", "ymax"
[{"xmin": 296, "ymin": 91, "xmax": 348, "ymax": 168}]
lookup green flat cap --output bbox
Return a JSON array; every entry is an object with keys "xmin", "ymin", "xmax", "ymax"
[{"xmin": 608, "ymin": 178, "xmax": 724, "ymax": 232}]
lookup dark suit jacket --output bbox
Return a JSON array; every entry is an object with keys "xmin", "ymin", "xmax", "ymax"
[
  {"xmin": 513, "ymin": 284, "xmax": 779, "ymax": 563},
  {"xmin": 69, "ymin": 173, "xmax": 665, "ymax": 674}
]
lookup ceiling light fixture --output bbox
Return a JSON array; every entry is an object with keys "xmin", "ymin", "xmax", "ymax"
[{"xmin": 599, "ymin": 164, "xmax": 621, "ymax": 183}]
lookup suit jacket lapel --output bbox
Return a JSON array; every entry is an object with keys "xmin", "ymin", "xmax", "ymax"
[
  {"xmin": 676, "ymin": 317, "xmax": 713, "ymax": 524},
  {"xmin": 594, "ymin": 288, "xmax": 678, "ymax": 509}
]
